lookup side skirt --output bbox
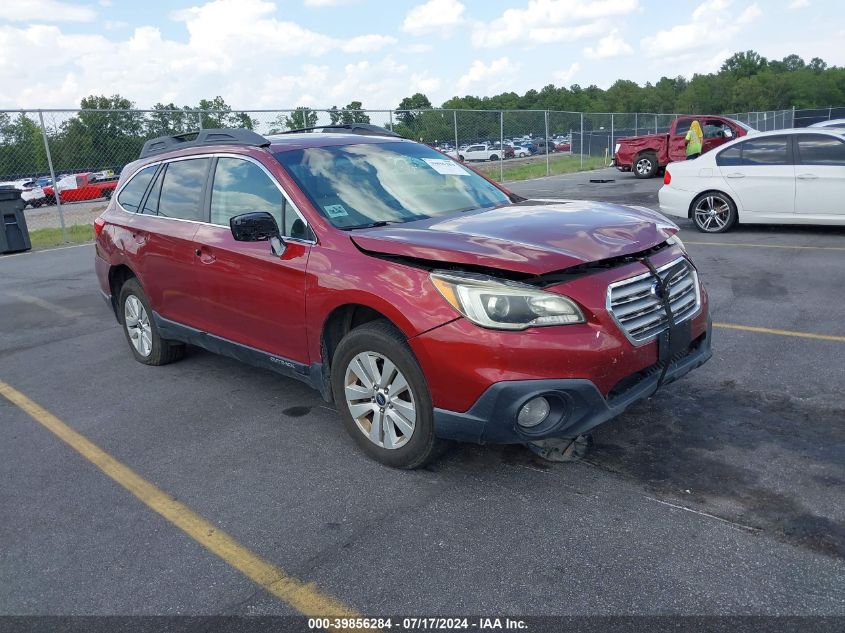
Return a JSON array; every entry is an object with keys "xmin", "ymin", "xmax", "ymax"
[{"xmin": 153, "ymin": 313, "xmax": 328, "ymax": 399}]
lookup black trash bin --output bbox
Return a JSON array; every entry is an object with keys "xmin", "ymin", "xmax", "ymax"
[{"xmin": 0, "ymin": 188, "xmax": 31, "ymax": 254}]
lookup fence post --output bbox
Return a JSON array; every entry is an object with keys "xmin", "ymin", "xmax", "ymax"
[
  {"xmin": 610, "ymin": 113, "xmax": 614, "ymax": 164},
  {"xmin": 544, "ymin": 110, "xmax": 550, "ymax": 176},
  {"xmin": 791, "ymin": 106, "xmax": 795, "ymax": 128},
  {"xmin": 634, "ymin": 112, "xmax": 638, "ymax": 136},
  {"xmin": 389, "ymin": 110, "xmax": 394, "ymax": 132},
  {"xmin": 580, "ymin": 112, "xmax": 584, "ymax": 169},
  {"xmin": 828, "ymin": 106, "xmax": 833, "ymax": 122},
  {"xmin": 37, "ymin": 111, "xmax": 67, "ymax": 244},
  {"xmin": 453, "ymin": 110, "xmax": 458, "ymax": 153},
  {"xmin": 499, "ymin": 111, "xmax": 504, "ymax": 183},
  {"xmin": 654, "ymin": 114, "xmax": 657, "ymax": 134}
]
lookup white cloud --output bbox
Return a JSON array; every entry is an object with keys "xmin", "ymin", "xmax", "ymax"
[
  {"xmin": 456, "ymin": 57, "xmax": 519, "ymax": 93},
  {"xmin": 554, "ymin": 62, "xmax": 580, "ymax": 85},
  {"xmin": 787, "ymin": 0, "xmax": 809, "ymax": 7},
  {"xmin": 6, "ymin": 0, "xmax": 97, "ymax": 22},
  {"xmin": 406, "ymin": 43, "xmax": 434, "ymax": 53},
  {"xmin": 402, "ymin": 0, "xmax": 466, "ymax": 36},
  {"xmin": 584, "ymin": 29, "xmax": 633, "ymax": 59},
  {"xmin": 641, "ymin": 0, "xmax": 761, "ymax": 57},
  {"xmin": 303, "ymin": 0, "xmax": 355, "ymax": 6},
  {"xmin": 472, "ymin": 0, "xmax": 639, "ymax": 48}
]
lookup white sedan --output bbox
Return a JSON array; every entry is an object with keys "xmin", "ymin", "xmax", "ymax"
[{"xmin": 659, "ymin": 128, "xmax": 845, "ymax": 232}]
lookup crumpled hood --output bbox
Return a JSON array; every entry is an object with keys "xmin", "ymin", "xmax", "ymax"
[{"xmin": 349, "ymin": 201, "xmax": 678, "ymax": 276}]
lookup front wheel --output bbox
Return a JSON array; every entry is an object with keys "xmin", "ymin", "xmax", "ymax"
[
  {"xmin": 489, "ymin": 154, "xmax": 499, "ymax": 161},
  {"xmin": 691, "ymin": 192, "xmax": 738, "ymax": 233},
  {"xmin": 331, "ymin": 321, "xmax": 442, "ymax": 469}
]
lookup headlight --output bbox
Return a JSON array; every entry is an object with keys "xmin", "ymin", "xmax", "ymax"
[{"xmin": 430, "ymin": 272, "xmax": 585, "ymax": 330}]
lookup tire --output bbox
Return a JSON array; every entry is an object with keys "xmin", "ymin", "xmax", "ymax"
[
  {"xmin": 633, "ymin": 153, "xmax": 659, "ymax": 178},
  {"xmin": 489, "ymin": 154, "xmax": 499, "ymax": 161},
  {"xmin": 691, "ymin": 191, "xmax": 738, "ymax": 233},
  {"xmin": 457, "ymin": 155, "xmax": 465, "ymax": 162},
  {"xmin": 118, "ymin": 278, "xmax": 185, "ymax": 366},
  {"xmin": 331, "ymin": 320, "xmax": 442, "ymax": 469}
]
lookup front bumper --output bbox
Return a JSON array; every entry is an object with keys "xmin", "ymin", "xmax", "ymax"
[{"xmin": 433, "ymin": 323, "xmax": 712, "ymax": 444}]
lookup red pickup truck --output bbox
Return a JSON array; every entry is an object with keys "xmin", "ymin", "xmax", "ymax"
[
  {"xmin": 44, "ymin": 172, "xmax": 119, "ymax": 204},
  {"xmin": 614, "ymin": 116, "xmax": 755, "ymax": 178}
]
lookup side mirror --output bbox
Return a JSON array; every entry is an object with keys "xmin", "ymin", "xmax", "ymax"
[{"xmin": 230, "ymin": 212, "xmax": 286, "ymax": 256}]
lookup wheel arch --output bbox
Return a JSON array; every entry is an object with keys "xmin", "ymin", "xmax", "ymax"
[
  {"xmin": 318, "ymin": 303, "xmax": 407, "ymax": 402},
  {"xmin": 107, "ymin": 263, "xmax": 138, "ymax": 321}
]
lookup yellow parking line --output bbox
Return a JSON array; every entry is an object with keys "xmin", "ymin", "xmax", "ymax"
[
  {"xmin": 714, "ymin": 322, "xmax": 845, "ymax": 342},
  {"xmin": 684, "ymin": 241, "xmax": 845, "ymax": 252},
  {"xmin": 0, "ymin": 380, "xmax": 358, "ymax": 623}
]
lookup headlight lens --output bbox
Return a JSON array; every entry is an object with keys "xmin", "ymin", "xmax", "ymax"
[{"xmin": 430, "ymin": 272, "xmax": 585, "ymax": 330}]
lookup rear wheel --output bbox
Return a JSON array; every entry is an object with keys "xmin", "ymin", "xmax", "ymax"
[
  {"xmin": 691, "ymin": 192, "xmax": 738, "ymax": 233},
  {"xmin": 633, "ymin": 153, "xmax": 659, "ymax": 178},
  {"xmin": 118, "ymin": 278, "xmax": 185, "ymax": 365},
  {"xmin": 331, "ymin": 321, "xmax": 442, "ymax": 469},
  {"xmin": 489, "ymin": 154, "xmax": 499, "ymax": 161}
]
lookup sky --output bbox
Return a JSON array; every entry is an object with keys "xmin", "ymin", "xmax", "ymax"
[{"xmin": 1, "ymin": 0, "xmax": 843, "ymax": 111}]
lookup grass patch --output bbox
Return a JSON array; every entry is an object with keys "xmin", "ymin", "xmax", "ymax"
[
  {"xmin": 28, "ymin": 224, "xmax": 94, "ymax": 250},
  {"xmin": 473, "ymin": 154, "xmax": 608, "ymax": 183}
]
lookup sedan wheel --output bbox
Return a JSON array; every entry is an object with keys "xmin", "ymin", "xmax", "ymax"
[
  {"xmin": 692, "ymin": 193, "xmax": 737, "ymax": 233},
  {"xmin": 344, "ymin": 351, "xmax": 416, "ymax": 450}
]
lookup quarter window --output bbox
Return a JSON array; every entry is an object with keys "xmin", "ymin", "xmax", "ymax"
[
  {"xmin": 716, "ymin": 145, "xmax": 742, "ymax": 166},
  {"xmin": 155, "ymin": 158, "xmax": 211, "ymax": 222},
  {"xmin": 797, "ymin": 134, "xmax": 845, "ymax": 166},
  {"xmin": 117, "ymin": 165, "xmax": 157, "ymax": 213}
]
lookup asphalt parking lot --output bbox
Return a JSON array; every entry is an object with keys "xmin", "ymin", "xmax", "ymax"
[{"xmin": 1, "ymin": 169, "xmax": 843, "ymax": 622}]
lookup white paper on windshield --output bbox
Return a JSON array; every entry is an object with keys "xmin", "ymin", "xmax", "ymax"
[
  {"xmin": 422, "ymin": 158, "xmax": 470, "ymax": 176},
  {"xmin": 324, "ymin": 204, "xmax": 349, "ymax": 218}
]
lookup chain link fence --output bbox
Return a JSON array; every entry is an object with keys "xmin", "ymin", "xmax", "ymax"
[{"xmin": 0, "ymin": 105, "xmax": 835, "ymax": 240}]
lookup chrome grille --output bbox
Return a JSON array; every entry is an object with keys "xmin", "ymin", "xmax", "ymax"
[{"xmin": 607, "ymin": 257, "xmax": 701, "ymax": 344}]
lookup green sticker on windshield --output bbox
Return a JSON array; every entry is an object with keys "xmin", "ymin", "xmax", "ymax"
[{"xmin": 324, "ymin": 204, "xmax": 349, "ymax": 218}]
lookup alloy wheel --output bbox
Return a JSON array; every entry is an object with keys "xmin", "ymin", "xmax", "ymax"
[
  {"xmin": 694, "ymin": 195, "xmax": 732, "ymax": 232},
  {"xmin": 344, "ymin": 351, "xmax": 416, "ymax": 450},
  {"xmin": 124, "ymin": 295, "xmax": 152, "ymax": 357},
  {"xmin": 635, "ymin": 157, "xmax": 653, "ymax": 175}
]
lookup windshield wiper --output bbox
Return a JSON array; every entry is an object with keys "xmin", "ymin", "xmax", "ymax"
[{"xmin": 343, "ymin": 215, "xmax": 429, "ymax": 230}]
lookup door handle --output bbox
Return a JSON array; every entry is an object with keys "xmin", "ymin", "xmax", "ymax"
[
  {"xmin": 725, "ymin": 173, "xmax": 745, "ymax": 179},
  {"xmin": 797, "ymin": 174, "xmax": 818, "ymax": 180}
]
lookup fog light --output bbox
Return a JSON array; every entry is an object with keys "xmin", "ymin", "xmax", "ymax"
[{"xmin": 517, "ymin": 396, "xmax": 551, "ymax": 428}]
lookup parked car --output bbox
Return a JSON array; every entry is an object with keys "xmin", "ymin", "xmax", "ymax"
[
  {"xmin": 659, "ymin": 128, "xmax": 845, "ymax": 233},
  {"xmin": 0, "ymin": 178, "xmax": 47, "ymax": 208},
  {"xmin": 512, "ymin": 144, "xmax": 531, "ymax": 158},
  {"xmin": 455, "ymin": 143, "xmax": 504, "ymax": 161},
  {"xmin": 555, "ymin": 142, "xmax": 572, "ymax": 152},
  {"xmin": 517, "ymin": 141, "xmax": 537, "ymax": 155},
  {"xmin": 95, "ymin": 126, "xmax": 711, "ymax": 468},
  {"xmin": 809, "ymin": 118, "xmax": 845, "ymax": 128},
  {"xmin": 534, "ymin": 139, "xmax": 556, "ymax": 154},
  {"xmin": 615, "ymin": 116, "xmax": 756, "ymax": 178},
  {"xmin": 43, "ymin": 171, "xmax": 119, "ymax": 204}
]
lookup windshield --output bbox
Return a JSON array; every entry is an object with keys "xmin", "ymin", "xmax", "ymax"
[{"xmin": 274, "ymin": 141, "xmax": 510, "ymax": 229}]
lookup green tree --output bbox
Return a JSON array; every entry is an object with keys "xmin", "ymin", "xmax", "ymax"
[
  {"xmin": 395, "ymin": 93, "xmax": 433, "ymax": 124},
  {"xmin": 720, "ymin": 51, "xmax": 768, "ymax": 78},
  {"xmin": 340, "ymin": 101, "xmax": 370, "ymax": 124}
]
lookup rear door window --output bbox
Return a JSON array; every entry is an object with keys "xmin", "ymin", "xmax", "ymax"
[
  {"xmin": 740, "ymin": 136, "xmax": 791, "ymax": 165},
  {"xmin": 796, "ymin": 134, "xmax": 845, "ymax": 166},
  {"xmin": 155, "ymin": 158, "xmax": 211, "ymax": 221},
  {"xmin": 117, "ymin": 165, "xmax": 157, "ymax": 213}
]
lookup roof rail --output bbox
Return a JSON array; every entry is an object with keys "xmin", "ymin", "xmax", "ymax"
[
  {"xmin": 280, "ymin": 123, "xmax": 400, "ymax": 138},
  {"xmin": 139, "ymin": 128, "xmax": 271, "ymax": 159}
]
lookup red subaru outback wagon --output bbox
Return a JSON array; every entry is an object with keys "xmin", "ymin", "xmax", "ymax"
[{"xmin": 95, "ymin": 125, "xmax": 711, "ymax": 468}]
